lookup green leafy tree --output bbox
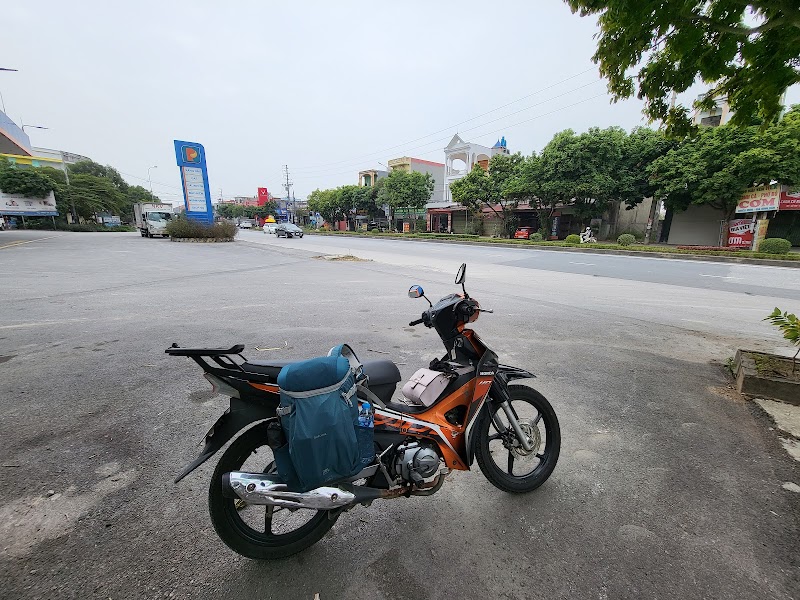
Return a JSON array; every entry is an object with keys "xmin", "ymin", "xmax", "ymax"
[
  {"xmin": 308, "ymin": 188, "xmax": 347, "ymax": 227},
  {"xmin": 378, "ymin": 170, "xmax": 434, "ymax": 230},
  {"xmin": 67, "ymin": 173, "xmax": 127, "ymax": 219},
  {"xmin": 450, "ymin": 154, "xmax": 523, "ymax": 237},
  {"xmin": 566, "ymin": 0, "xmax": 800, "ymax": 137},
  {"xmin": 69, "ymin": 161, "xmax": 129, "ymax": 192},
  {"xmin": 0, "ymin": 166, "xmax": 57, "ymax": 198},
  {"xmin": 647, "ymin": 106, "xmax": 800, "ymax": 222}
]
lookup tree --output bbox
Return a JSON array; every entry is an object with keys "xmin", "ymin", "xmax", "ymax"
[
  {"xmin": 378, "ymin": 170, "xmax": 434, "ymax": 230},
  {"xmin": 69, "ymin": 161, "xmax": 129, "ymax": 192},
  {"xmin": 647, "ymin": 106, "xmax": 800, "ymax": 222},
  {"xmin": 449, "ymin": 153, "xmax": 525, "ymax": 237},
  {"xmin": 0, "ymin": 162, "xmax": 58, "ymax": 198},
  {"xmin": 308, "ymin": 188, "xmax": 347, "ymax": 227},
  {"xmin": 618, "ymin": 127, "xmax": 677, "ymax": 208},
  {"xmin": 566, "ymin": 0, "xmax": 800, "ymax": 137}
]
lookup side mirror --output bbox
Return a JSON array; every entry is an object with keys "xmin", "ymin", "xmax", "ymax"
[
  {"xmin": 408, "ymin": 285, "xmax": 424, "ymax": 299},
  {"xmin": 455, "ymin": 263, "xmax": 466, "ymax": 285}
]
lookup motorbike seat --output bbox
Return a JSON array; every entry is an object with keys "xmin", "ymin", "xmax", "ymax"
[{"xmin": 241, "ymin": 358, "xmax": 404, "ymax": 408}]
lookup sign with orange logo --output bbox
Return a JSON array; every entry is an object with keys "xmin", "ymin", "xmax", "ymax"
[{"xmin": 174, "ymin": 140, "xmax": 213, "ymax": 224}]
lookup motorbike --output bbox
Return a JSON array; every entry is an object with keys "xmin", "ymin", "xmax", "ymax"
[{"xmin": 167, "ymin": 263, "xmax": 560, "ymax": 559}]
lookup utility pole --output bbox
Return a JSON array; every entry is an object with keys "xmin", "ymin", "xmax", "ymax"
[
  {"xmin": 61, "ymin": 151, "xmax": 78, "ymax": 225},
  {"xmin": 283, "ymin": 165, "xmax": 293, "ymax": 224}
]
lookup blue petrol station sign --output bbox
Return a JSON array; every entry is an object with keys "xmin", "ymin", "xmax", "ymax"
[{"xmin": 174, "ymin": 140, "xmax": 213, "ymax": 224}]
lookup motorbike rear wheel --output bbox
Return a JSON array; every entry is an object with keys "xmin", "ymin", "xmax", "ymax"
[
  {"xmin": 475, "ymin": 385, "xmax": 560, "ymax": 493},
  {"xmin": 208, "ymin": 423, "xmax": 338, "ymax": 560}
]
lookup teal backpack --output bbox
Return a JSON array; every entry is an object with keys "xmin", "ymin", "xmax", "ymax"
[{"xmin": 274, "ymin": 344, "xmax": 370, "ymax": 492}]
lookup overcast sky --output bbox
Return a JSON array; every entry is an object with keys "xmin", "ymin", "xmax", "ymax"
[{"xmin": 3, "ymin": 1, "xmax": 798, "ymax": 205}]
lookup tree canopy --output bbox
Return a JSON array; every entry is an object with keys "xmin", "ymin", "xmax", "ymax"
[
  {"xmin": 215, "ymin": 202, "xmax": 278, "ymax": 220},
  {"xmin": 450, "ymin": 154, "xmax": 524, "ymax": 237},
  {"xmin": 377, "ymin": 170, "xmax": 434, "ymax": 225},
  {"xmin": 566, "ymin": 0, "xmax": 800, "ymax": 136},
  {"xmin": 0, "ymin": 159, "xmax": 58, "ymax": 198},
  {"xmin": 648, "ymin": 105, "xmax": 800, "ymax": 218}
]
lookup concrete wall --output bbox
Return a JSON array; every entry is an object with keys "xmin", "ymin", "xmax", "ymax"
[
  {"xmin": 614, "ymin": 198, "xmax": 654, "ymax": 238},
  {"xmin": 667, "ymin": 204, "xmax": 725, "ymax": 246}
]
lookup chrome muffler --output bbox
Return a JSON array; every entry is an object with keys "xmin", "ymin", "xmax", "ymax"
[{"xmin": 222, "ymin": 472, "xmax": 357, "ymax": 509}]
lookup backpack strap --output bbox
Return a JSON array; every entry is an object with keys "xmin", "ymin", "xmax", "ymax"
[
  {"xmin": 329, "ymin": 343, "xmax": 366, "ymax": 383},
  {"xmin": 356, "ymin": 383, "xmax": 386, "ymax": 410}
]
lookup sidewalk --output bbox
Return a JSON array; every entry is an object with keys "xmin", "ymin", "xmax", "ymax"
[{"xmin": 307, "ymin": 232, "xmax": 800, "ymax": 268}]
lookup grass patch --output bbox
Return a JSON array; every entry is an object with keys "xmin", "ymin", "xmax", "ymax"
[
  {"xmin": 166, "ymin": 216, "xmax": 237, "ymax": 239},
  {"xmin": 306, "ymin": 230, "xmax": 799, "ymax": 260},
  {"xmin": 314, "ymin": 254, "xmax": 370, "ymax": 262}
]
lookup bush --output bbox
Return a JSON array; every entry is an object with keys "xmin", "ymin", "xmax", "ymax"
[
  {"xmin": 565, "ymin": 234, "xmax": 581, "ymax": 244},
  {"xmin": 616, "ymin": 229, "xmax": 644, "ymax": 241},
  {"xmin": 676, "ymin": 245, "xmax": 742, "ymax": 252},
  {"xmin": 528, "ymin": 232, "xmax": 543, "ymax": 241},
  {"xmin": 617, "ymin": 234, "xmax": 636, "ymax": 246},
  {"xmin": 166, "ymin": 216, "xmax": 237, "ymax": 239},
  {"xmin": 759, "ymin": 238, "xmax": 792, "ymax": 254}
]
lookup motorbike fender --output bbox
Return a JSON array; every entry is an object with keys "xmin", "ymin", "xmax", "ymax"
[
  {"xmin": 174, "ymin": 397, "xmax": 275, "ymax": 483},
  {"xmin": 465, "ymin": 365, "xmax": 536, "ymax": 466}
]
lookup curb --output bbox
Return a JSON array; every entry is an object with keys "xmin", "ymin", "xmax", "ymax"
[
  {"xmin": 170, "ymin": 237, "xmax": 235, "ymax": 243},
  {"xmin": 305, "ymin": 233, "xmax": 800, "ymax": 268}
]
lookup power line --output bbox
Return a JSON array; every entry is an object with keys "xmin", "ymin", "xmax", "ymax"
[
  {"xmin": 292, "ymin": 92, "xmax": 608, "ymax": 183},
  {"xmin": 290, "ymin": 78, "xmax": 604, "ymax": 178},
  {"xmin": 291, "ymin": 67, "xmax": 596, "ymax": 173}
]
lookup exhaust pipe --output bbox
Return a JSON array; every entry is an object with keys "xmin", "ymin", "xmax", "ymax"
[
  {"xmin": 222, "ymin": 468, "xmax": 449, "ymax": 510},
  {"xmin": 222, "ymin": 472, "xmax": 358, "ymax": 510}
]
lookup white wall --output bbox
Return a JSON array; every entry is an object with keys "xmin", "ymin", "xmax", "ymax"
[
  {"xmin": 667, "ymin": 204, "xmax": 725, "ymax": 246},
  {"xmin": 410, "ymin": 159, "xmax": 445, "ymax": 203}
]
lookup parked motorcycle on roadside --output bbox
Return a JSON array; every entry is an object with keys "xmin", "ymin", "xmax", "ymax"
[{"xmin": 167, "ymin": 263, "xmax": 561, "ymax": 559}]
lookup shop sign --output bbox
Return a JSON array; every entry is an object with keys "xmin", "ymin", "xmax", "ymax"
[
  {"xmin": 780, "ymin": 186, "xmax": 800, "ymax": 211},
  {"xmin": 736, "ymin": 184, "xmax": 780, "ymax": 213},
  {"xmin": 727, "ymin": 218, "xmax": 754, "ymax": 247}
]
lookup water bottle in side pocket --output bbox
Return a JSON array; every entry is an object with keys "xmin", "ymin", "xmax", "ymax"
[{"xmin": 356, "ymin": 401, "xmax": 375, "ymax": 469}]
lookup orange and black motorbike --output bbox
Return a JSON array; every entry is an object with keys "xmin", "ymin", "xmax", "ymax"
[{"xmin": 167, "ymin": 263, "xmax": 560, "ymax": 559}]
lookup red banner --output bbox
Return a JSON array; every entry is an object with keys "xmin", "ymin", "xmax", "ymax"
[
  {"xmin": 780, "ymin": 188, "xmax": 800, "ymax": 211},
  {"xmin": 257, "ymin": 187, "xmax": 269, "ymax": 206},
  {"xmin": 727, "ymin": 218, "xmax": 754, "ymax": 248}
]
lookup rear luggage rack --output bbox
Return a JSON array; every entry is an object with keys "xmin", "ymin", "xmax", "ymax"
[
  {"xmin": 166, "ymin": 343, "xmax": 245, "ymax": 357},
  {"xmin": 166, "ymin": 343, "xmax": 248, "ymax": 373}
]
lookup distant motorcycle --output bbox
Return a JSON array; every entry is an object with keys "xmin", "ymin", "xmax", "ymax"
[
  {"xmin": 167, "ymin": 263, "xmax": 560, "ymax": 559},
  {"xmin": 580, "ymin": 227, "xmax": 597, "ymax": 244}
]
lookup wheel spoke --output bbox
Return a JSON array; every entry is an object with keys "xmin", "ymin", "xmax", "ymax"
[
  {"xmin": 264, "ymin": 505, "xmax": 274, "ymax": 534},
  {"xmin": 507, "ymin": 452, "xmax": 514, "ymax": 475},
  {"xmin": 536, "ymin": 452, "xmax": 545, "ymax": 459},
  {"xmin": 487, "ymin": 432, "xmax": 503, "ymax": 442},
  {"xmin": 533, "ymin": 412, "xmax": 542, "ymax": 426}
]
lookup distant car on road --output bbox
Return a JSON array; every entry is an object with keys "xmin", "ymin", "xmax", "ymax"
[
  {"xmin": 276, "ymin": 223, "xmax": 304, "ymax": 238},
  {"xmin": 514, "ymin": 226, "xmax": 538, "ymax": 240},
  {"xmin": 238, "ymin": 219, "xmax": 255, "ymax": 229},
  {"xmin": 263, "ymin": 222, "xmax": 278, "ymax": 234}
]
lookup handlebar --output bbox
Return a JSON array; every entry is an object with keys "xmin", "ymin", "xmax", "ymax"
[{"xmin": 409, "ymin": 318, "xmax": 424, "ymax": 326}]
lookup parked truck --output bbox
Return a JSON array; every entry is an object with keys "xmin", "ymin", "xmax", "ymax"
[{"xmin": 134, "ymin": 203, "xmax": 173, "ymax": 238}]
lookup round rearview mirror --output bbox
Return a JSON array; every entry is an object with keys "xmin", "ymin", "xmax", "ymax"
[
  {"xmin": 455, "ymin": 263, "xmax": 466, "ymax": 285},
  {"xmin": 408, "ymin": 285, "xmax": 424, "ymax": 299}
]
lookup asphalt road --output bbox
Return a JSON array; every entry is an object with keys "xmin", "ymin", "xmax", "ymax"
[{"xmin": 1, "ymin": 231, "xmax": 798, "ymax": 600}]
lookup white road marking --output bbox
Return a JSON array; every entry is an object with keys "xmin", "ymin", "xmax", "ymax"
[
  {"xmin": 699, "ymin": 274, "xmax": 745, "ymax": 280},
  {"xmin": 569, "ymin": 261, "xmax": 595, "ymax": 266}
]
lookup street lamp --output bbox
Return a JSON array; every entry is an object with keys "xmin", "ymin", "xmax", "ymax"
[
  {"xmin": 147, "ymin": 165, "xmax": 158, "ymax": 194},
  {"xmin": 21, "ymin": 123, "xmax": 48, "ymax": 132}
]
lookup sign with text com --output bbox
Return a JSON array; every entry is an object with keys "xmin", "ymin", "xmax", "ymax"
[
  {"xmin": 174, "ymin": 140, "xmax": 213, "ymax": 224},
  {"xmin": 736, "ymin": 184, "xmax": 780, "ymax": 213}
]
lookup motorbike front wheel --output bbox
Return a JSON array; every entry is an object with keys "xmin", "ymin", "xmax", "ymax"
[
  {"xmin": 475, "ymin": 385, "xmax": 560, "ymax": 493},
  {"xmin": 208, "ymin": 423, "xmax": 338, "ymax": 560}
]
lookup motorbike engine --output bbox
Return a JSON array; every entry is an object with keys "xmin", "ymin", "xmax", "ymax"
[{"xmin": 392, "ymin": 441, "xmax": 441, "ymax": 484}]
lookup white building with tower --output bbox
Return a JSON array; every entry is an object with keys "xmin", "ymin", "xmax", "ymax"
[{"xmin": 443, "ymin": 134, "xmax": 509, "ymax": 202}]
